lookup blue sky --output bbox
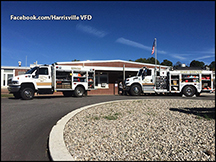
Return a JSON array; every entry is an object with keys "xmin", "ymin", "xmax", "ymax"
[{"xmin": 1, "ymin": 1, "xmax": 215, "ymax": 67}]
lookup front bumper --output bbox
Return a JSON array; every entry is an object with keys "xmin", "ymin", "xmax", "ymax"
[{"xmin": 7, "ymin": 85, "xmax": 21, "ymax": 93}]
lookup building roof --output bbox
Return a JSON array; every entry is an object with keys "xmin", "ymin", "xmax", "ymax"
[
  {"xmin": 56, "ymin": 59, "xmax": 170, "ymax": 70},
  {"xmin": 1, "ymin": 66, "xmax": 30, "ymax": 69}
]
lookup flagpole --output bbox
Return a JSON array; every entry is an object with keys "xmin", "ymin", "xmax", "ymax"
[
  {"xmin": 155, "ymin": 38, "xmax": 157, "ymax": 67},
  {"xmin": 154, "ymin": 38, "xmax": 157, "ymax": 84}
]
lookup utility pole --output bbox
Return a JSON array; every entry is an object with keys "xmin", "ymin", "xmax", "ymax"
[
  {"xmin": 123, "ymin": 64, "xmax": 125, "ymax": 82},
  {"xmin": 26, "ymin": 56, "xmax": 27, "ymax": 67}
]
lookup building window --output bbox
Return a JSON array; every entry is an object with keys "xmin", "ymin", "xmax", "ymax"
[
  {"xmin": 3, "ymin": 74, "xmax": 6, "ymax": 86},
  {"xmin": 95, "ymin": 75, "xmax": 98, "ymax": 86},
  {"xmin": 2, "ymin": 69, "xmax": 14, "ymax": 87},
  {"xmin": 18, "ymin": 71, "xmax": 26, "ymax": 75},
  {"xmin": 3, "ymin": 73, "xmax": 13, "ymax": 86},
  {"xmin": 4, "ymin": 69, "xmax": 13, "ymax": 73},
  {"xmin": 95, "ymin": 72, "xmax": 109, "ymax": 88}
]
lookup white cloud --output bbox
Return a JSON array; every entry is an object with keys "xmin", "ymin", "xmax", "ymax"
[
  {"xmin": 170, "ymin": 54, "xmax": 187, "ymax": 60},
  {"xmin": 195, "ymin": 55, "xmax": 215, "ymax": 60},
  {"xmin": 158, "ymin": 50, "xmax": 167, "ymax": 54},
  {"xmin": 115, "ymin": 37, "xmax": 214, "ymax": 64},
  {"xmin": 116, "ymin": 37, "xmax": 151, "ymax": 50},
  {"xmin": 188, "ymin": 48, "xmax": 215, "ymax": 54},
  {"xmin": 76, "ymin": 24, "xmax": 108, "ymax": 38},
  {"xmin": 115, "ymin": 37, "xmax": 167, "ymax": 54}
]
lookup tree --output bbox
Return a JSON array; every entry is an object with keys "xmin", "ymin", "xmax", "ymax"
[
  {"xmin": 135, "ymin": 58, "xmax": 148, "ymax": 63},
  {"xmin": 174, "ymin": 61, "xmax": 182, "ymax": 67},
  {"xmin": 160, "ymin": 59, "xmax": 173, "ymax": 66},
  {"xmin": 135, "ymin": 57, "xmax": 160, "ymax": 65},
  {"xmin": 71, "ymin": 59, "xmax": 80, "ymax": 62},
  {"xmin": 209, "ymin": 61, "xmax": 215, "ymax": 71},
  {"xmin": 190, "ymin": 60, "xmax": 205, "ymax": 68},
  {"xmin": 146, "ymin": 57, "xmax": 160, "ymax": 64}
]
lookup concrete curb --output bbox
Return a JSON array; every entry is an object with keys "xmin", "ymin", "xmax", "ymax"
[{"xmin": 48, "ymin": 99, "xmax": 140, "ymax": 161}]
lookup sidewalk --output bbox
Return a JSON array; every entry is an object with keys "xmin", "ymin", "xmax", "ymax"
[{"xmin": 1, "ymin": 88, "xmax": 9, "ymax": 94}]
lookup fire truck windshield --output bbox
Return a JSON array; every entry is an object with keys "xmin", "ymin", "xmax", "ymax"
[{"xmin": 25, "ymin": 67, "xmax": 39, "ymax": 74}]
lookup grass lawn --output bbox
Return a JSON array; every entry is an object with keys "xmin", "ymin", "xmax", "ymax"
[{"xmin": 1, "ymin": 94, "xmax": 13, "ymax": 98}]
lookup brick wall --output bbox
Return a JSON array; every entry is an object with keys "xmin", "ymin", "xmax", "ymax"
[
  {"xmin": 88, "ymin": 83, "xmax": 119, "ymax": 95},
  {"xmin": 15, "ymin": 69, "xmax": 29, "ymax": 76}
]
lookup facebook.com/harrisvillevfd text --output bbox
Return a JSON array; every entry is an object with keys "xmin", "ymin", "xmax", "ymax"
[{"xmin": 10, "ymin": 14, "xmax": 92, "ymax": 21}]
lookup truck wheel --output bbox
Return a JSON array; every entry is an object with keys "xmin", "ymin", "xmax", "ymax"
[
  {"xmin": 20, "ymin": 87, "xmax": 34, "ymax": 100},
  {"xmin": 130, "ymin": 84, "xmax": 141, "ymax": 96},
  {"xmin": 13, "ymin": 92, "xmax": 21, "ymax": 99},
  {"xmin": 74, "ymin": 86, "xmax": 84, "ymax": 97},
  {"xmin": 183, "ymin": 86, "xmax": 195, "ymax": 97}
]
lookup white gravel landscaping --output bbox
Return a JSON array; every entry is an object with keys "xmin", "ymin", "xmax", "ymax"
[{"xmin": 64, "ymin": 99, "xmax": 215, "ymax": 161}]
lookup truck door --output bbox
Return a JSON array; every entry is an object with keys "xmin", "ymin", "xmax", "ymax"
[
  {"xmin": 142, "ymin": 68, "xmax": 154, "ymax": 93},
  {"xmin": 142, "ymin": 69, "xmax": 154, "ymax": 84},
  {"xmin": 35, "ymin": 66, "xmax": 52, "ymax": 89}
]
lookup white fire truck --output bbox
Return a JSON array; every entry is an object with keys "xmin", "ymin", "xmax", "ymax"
[
  {"xmin": 8, "ymin": 63, "xmax": 95, "ymax": 100},
  {"xmin": 125, "ymin": 66, "xmax": 215, "ymax": 97}
]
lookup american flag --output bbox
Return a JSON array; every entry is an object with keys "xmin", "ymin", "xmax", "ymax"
[{"xmin": 151, "ymin": 39, "xmax": 156, "ymax": 55}]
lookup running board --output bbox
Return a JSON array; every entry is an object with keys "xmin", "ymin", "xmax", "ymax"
[{"xmin": 143, "ymin": 85, "xmax": 154, "ymax": 93}]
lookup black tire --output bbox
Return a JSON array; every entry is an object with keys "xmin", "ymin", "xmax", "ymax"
[
  {"xmin": 196, "ymin": 92, "xmax": 201, "ymax": 97},
  {"xmin": 63, "ymin": 91, "xmax": 73, "ymax": 97},
  {"xmin": 74, "ymin": 86, "xmax": 84, "ymax": 97},
  {"xmin": 130, "ymin": 84, "xmax": 142, "ymax": 96},
  {"xmin": 20, "ymin": 87, "xmax": 34, "ymax": 100},
  {"xmin": 182, "ymin": 86, "xmax": 195, "ymax": 97},
  {"xmin": 13, "ymin": 92, "xmax": 21, "ymax": 99}
]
